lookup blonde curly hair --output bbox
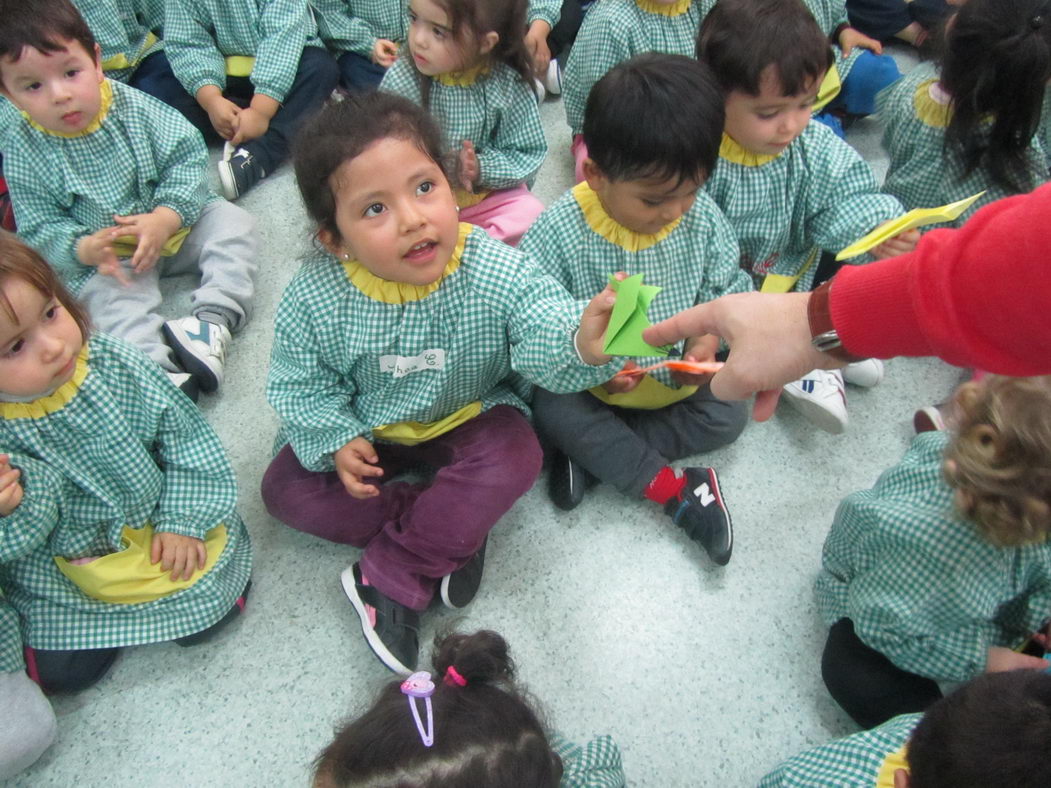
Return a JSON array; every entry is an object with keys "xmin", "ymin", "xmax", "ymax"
[{"xmin": 943, "ymin": 375, "xmax": 1051, "ymax": 546}]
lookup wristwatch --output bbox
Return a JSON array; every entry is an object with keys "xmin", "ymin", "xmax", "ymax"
[{"xmin": 807, "ymin": 280, "xmax": 864, "ymax": 363}]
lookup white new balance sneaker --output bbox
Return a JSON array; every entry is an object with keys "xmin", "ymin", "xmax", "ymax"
[
  {"xmin": 782, "ymin": 368, "xmax": 848, "ymax": 434},
  {"xmin": 163, "ymin": 317, "xmax": 231, "ymax": 394},
  {"xmin": 842, "ymin": 358, "xmax": 885, "ymax": 388},
  {"xmin": 542, "ymin": 59, "xmax": 563, "ymax": 95}
]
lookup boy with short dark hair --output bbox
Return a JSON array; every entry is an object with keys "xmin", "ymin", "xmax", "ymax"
[
  {"xmin": 520, "ymin": 53, "xmax": 751, "ymax": 565},
  {"xmin": 0, "ymin": 0, "xmax": 258, "ymax": 398},
  {"xmin": 697, "ymin": 0, "xmax": 916, "ymax": 434}
]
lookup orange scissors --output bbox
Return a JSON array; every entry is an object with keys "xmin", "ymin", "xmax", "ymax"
[{"xmin": 613, "ymin": 359, "xmax": 724, "ymax": 377}]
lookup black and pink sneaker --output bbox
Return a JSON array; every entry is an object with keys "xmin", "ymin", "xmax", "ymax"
[{"xmin": 340, "ymin": 563, "xmax": 419, "ymax": 675}]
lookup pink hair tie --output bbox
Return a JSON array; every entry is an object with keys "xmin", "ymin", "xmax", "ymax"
[{"xmin": 444, "ymin": 665, "xmax": 467, "ymax": 687}]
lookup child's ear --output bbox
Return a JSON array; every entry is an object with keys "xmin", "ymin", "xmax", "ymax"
[
  {"xmin": 92, "ymin": 43, "xmax": 104, "ymax": 83},
  {"xmin": 317, "ymin": 227, "xmax": 346, "ymax": 259},
  {"xmin": 477, "ymin": 31, "xmax": 499, "ymax": 57},
  {"xmin": 581, "ymin": 158, "xmax": 608, "ymax": 193}
]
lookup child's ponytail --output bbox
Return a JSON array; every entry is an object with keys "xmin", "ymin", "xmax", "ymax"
[{"xmin": 941, "ymin": 0, "xmax": 1051, "ymax": 193}]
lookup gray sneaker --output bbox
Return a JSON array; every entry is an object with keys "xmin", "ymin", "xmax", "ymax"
[
  {"xmin": 218, "ymin": 142, "xmax": 266, "ymax": 200},
  {"xmin": 163, "ymin": 317, "xmax": 231, "ymax": 393}
]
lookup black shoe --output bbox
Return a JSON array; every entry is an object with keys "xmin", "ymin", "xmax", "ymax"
[
  {"xmin": 175, "ymin": 579, "xmax": 251, "ymax": 646},
  {"xmin": 341, "ymin": 563, "xmax": 419, "ymax": 675},
  {"xmin": 440, "ymin": 536, "xmax": 486, "ymax": 609},
  {"xmin": 218, "ymin": 143, "xmax": 266, "ymax": 200},
  {"xmin": 548, "ymin": 451, "xmax": 591, "ymax": 511},
  {"xmin": 664, "ymin": 467, "xmax": 733, "ymax": 566}
]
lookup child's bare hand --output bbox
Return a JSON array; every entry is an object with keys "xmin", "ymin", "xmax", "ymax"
[
  {"xmin": 202, "ymin": 95, "xmax": 240, "ymax": 140},
  {"xmin": 231, "ymin": 106, "xmax": 270, "ymax": 146},
  {"xmin": 602, "ymin": 361, "xmax": 643, "ymax": 393},
  {"xmin": 458, "ymin": 140, "xmax": 479, "ymax": 193},
  {"xmin": 76, "ymin": 227, "xmax": 129, "ymax": 285},
  {"xmin": 372, "ymin": 38, "xmax": 399, "ymax": 67},
  {"xmin": 871, "ymin": 227, "xmax": 920, "ymax": 259},
  {"xmin": 112, "ymin": 208, "xmax": 181, "ymax": 273},
  {"xmin": 576, "ymin": 272, "xmax": 624, "ymax": 366},
  {"xmin": 334, "ymin": 437, "xmax": 383, "ymax": 499},
  {"xmin": 985, "ymin": 645, "xmax": 1050, "ymax": 673},
  {"xmin": 671, "ymin": 335, "xmax": 720, "ymax": 386},
  {"xmin": 150, "ymin": 531, "xmax": 207, "ymax": 581},
  {"xmin": 524, "ymin": 20, "xmax": 552, "ymax": 75},
  {"xmin": 838, "ymin": 27, "xmax": 882, "ymax": 55},
  {"xmin": 0, "ymin": 455, "xmax": 23, "ymax": 516}
]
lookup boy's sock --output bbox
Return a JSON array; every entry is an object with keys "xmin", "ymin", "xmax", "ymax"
[
  {"xmin": 643, "ymin": 466, "xmax": 685, "ymax": 505},
  {"xmin": 195, "ymin": 308, "xmax": 236, "ymax": 331}
]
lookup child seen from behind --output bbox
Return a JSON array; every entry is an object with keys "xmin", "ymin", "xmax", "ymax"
[
  {"xmin": 521, "ymin": 53, "xmax": 750, "ymax": 565},
  {"xmin": 261, "ymin": 92, "xmax": 626, "ymax": 675},
  {"xmin": 0, "ymin": 233, "xmax": 252, "ymax": 695},
  {"xmin": 379, "ymin": 0, "xmax": 547, "ymax": 245}
]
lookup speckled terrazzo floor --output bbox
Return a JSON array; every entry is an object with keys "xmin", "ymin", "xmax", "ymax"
[{"xmin": 3, "ymin": 47, "xmax": 950, "ymax": 788}]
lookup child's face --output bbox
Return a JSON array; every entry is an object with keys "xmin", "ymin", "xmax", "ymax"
[
  {"xmin": 0, "ymin": 39, "xmax": 104, "ymax": 135},
  {"xmin": 322, "ymin": 136, "xmax": 460, "ymax": 286},
  {"xmin": 408, "ymin": 0, "xmax": 496, "ymax": 75},
  {"xmin": 0, "ymin": 277, "xmax": 83, "ymax": 399},
  {"xmin": 724, "ymin": 65, "xmax": 821, "ymax": 156},
  {"xmin": 584, "ymin": 160, "xmax": 703, "ymax": 235}
]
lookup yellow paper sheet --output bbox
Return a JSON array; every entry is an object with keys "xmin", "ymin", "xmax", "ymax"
[{"xmin": 835, "ymin": 191, "xmax": 985, "ymax": 261}]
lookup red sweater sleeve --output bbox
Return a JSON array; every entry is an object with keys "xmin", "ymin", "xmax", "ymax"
[{"xmin": 830, "ymin": 183, "xmax": 1051, "ymax": 376}]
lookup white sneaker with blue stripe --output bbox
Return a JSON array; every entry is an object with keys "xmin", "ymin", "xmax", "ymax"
[
  {"xmin": 782, "ymin": 368, "xmax": 848, "ymax": 434},
  {"xmin": 163, "ymin": 317, "xmax": 231, "ymax": 394}
]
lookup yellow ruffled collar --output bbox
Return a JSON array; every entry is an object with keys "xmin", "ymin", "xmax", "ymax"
[
  {"xmin": 0, "ymin": 344, "xmax": 89, "ymax": 420},
  {"xmin": 341, "ymin": 223, "xmax": 471, "ymax": 303},
  {"xmin": 573, "ymin": 181, "xmax": 681, "ymax": 253},
  {"xmin": 434, "ymin": 63, "xmax": 490, "ymax": 87},
  {"xmin": 719, "ymin": 133, "xmax": 780, "ymax": 166},
  {"xmin": 636, "ymin": 0, "xmax": 693, "ymax": 16},
  {"xmin": 914, "ymin": 78, "xmax": 952, "ymax": 129},
  {"xmin": 24, "ymin": 79, "xmax": 113, "ymax": 138}
]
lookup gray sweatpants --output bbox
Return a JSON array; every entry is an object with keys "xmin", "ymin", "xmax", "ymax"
[
  {"xmin": 532, "ymin": 384, "xmax": 748, "ymax": 497},
  {"xmin": 77, "ymin": 200, "xmax": 258, "ymax": 372},
  {"xmin": 0, "ymin": 670, "xmax": 56, "ymax": 780}
]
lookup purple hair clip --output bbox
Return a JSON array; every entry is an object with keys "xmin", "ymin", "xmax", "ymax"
[{"xmin": 401, "ymin": 671, "xmax": 436, "ymax": 747}]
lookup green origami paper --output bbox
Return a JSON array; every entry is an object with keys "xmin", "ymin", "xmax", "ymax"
[{"xmin": 603, "ymin": 273, "xmax": 672, "ymax": 357}]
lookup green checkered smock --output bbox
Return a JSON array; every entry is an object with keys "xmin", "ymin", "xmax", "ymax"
[
  {"xmin": 704, "ymin": 121, "xmax": 903, "ymax": 292},
  {"xmin": 562, "ymin": 0, "xmax": 708, "ymax": 136},
  {"xmin": 164, "ymin": 0, "xmax": 323, "ymax": 102},
  {"xmin": 5, "ymin": 80, "xmax": 217, "ymax": 296},
  {"xmin": 520, "ymin": 183, "xmax": 752, "ymax": 387},
  {"xmin": 0, "ymin": 333, "xmax": 251, "ymax": 668},
  {"xmin": 380, "ymin": 57, "xmax": 547, "ymax": 190},
  {"xmin": 879, "ymin": 63, "xmax": 1049, "ymax": 230},
  {"xmin": 816, "ymin": 431, "xmax": 1051, "ymax": 683},
  {"xmin": 552, "ymin": 734, "xmax": 627, "ymax": 787},
  {"xmin": 802, "ymin": 0, "xmax": 862, "ymax": 81},
  {"xmin": 0, "ymin": 593, "xmax": 22, "ymax": 673},
  {"xmin": 529, "ymin": 0, "xmax": 562, "ymax": 27},
  {"xmin": 759, "ymin": 713, "xmax": 920, "ymax": 787},
  {"xmin": 312, "ymin": 0, "xmax": 407, "ymax": 57},
  {"xmin": 267, "ymin": 224, "xmax": 624, "ymax": 472},
  {"xmin": 138, "ymin": 0, "xmax": 165, "ymax": 33},
  {"xmin": 74, "ymin": 0, "xmax": 164, "ymax": 82}
]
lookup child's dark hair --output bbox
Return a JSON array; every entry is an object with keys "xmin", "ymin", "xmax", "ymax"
[
  {"xmin": 940, "ymin": 0, "xmax": 1051, "ymax": 194},
  {"xmin": 293, "ymin": 92, "xmax": 447, "ymax": 246},
  {"xmin": 314, "ymin": 630, "xmax": 562, "ymax": 788},
  {"xmin": 413, "ymin": 0, "xmax": 535, "ymax": 109},
  {"xmin": 696, "ymin": 0, "xmax": 833, "ymax": 97},
  {"xmin": 0, "ymin": 232, "xmax": 91, "ymax": 339},
  {"xmin": 0, "ymin": 0, "xmax": 96, "ymax": 86},
  {"xmin": 584, "ymin": 53, "xmax": 725, "ymax": 186},
  {"xmin": 906, "ymin": 671, "xmax": 1051, "ymax": 787}
]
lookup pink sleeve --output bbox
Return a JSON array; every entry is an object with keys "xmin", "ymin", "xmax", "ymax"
[{"xmin": 830, "ymin": 183, "xmax": 1051, "ymax": 377}]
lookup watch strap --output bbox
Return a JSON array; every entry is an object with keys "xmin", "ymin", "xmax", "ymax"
[{"xmin": 807, "ymin": 280, "xmax": 864, "ymax": 363}]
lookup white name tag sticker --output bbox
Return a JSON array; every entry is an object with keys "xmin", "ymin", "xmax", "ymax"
[{"xmin": 379, "ymin": 349, "xmax": 446, "ymax": 379}]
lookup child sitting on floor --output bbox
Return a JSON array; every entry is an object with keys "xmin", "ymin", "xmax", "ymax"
[
  {"xmin": 697, "ymin": 0, "xmax": 917, "ymax": 434},
  {"xmin": 0, "ymin": 0, "xmax": 258, "ymax": 400},
  {"xmin": 521, "ymin": 53, "xmax": 751, "ymax": 565},
  {"xmin": 380, "ymin": 0, "xmax": 547, "ymax": 245},
  {"xmin": 261, "ymin": 92, "xmax": 626, "ymax": 674},
  {"xmin": 313, "ymin": 0, "xmax": 407, "ymax": 93},
  {"xmin": 314, "ymin": 629, "xmax": 626, "ymax": 788},
  {"xmin": 817, "ymin": 375, "xmax": 1051, "ymax": 729},
  {"xmin": 0, "ymin": 232, "xmax": 252, "ymax": 695}
]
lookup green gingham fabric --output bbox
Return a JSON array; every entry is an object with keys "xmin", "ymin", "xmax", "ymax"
[
  {"xmin": 267, "ymin": 225, "xmax": 624, "ymax": 472},
  {"xmin": 802, "ymin": 0, "xmax": 862, "ymax": 81},
  {"xmin": 74, "ymin": 0, "xmax": 165, "ymax": 83},
  {"xmin": 312, "ymin": 0, "xmax": 407, "ymax": 57},
  {"xmin": 137, "ymin": 0, "xmax": 166, "ymax": 33},
  {"xmin": 529, "ymin": 0, "xmax": 562, "ymax": 27},
  {"xmin": 703, "ymin": 120, "xmax": 903, "ymax": 292},
  {"xmin": 520, "ymin": 185, "xmax": 752, "ymax": 387},
  {"xmin": 5, "ymin": 79, "xmax": 217, "ymax": 295},
  {"xmin": 552, "ymin": 733, "xmax": 627, "ymax": 787},
  {"xmin": 164, "ymin": 0, "xmax": 323, "ymax": 102},
  {"xmin": 380, "ymin": 57, "xmax": 547, "ymax": 189},
  {"xmin": 562, "ymin": 0, "xmax": 709, "ymax": 136},
  {"xmin": 1039, "ymin": 87, "xmax": 1051, "ymax": 171},
  {"xmin": 0, "ymin": 333, "xmax": 251, "ymax": 667},
  {"xmin": 758, "ymin": 713, "xmax": 920, "ymax": 787},
  {"xmin": 879, "ymin": 63, "xmax": 1049, "ymax": 230},
  {"xmin": 816, "ymin": 431, "xmax": 1051, "ymax": 683},
  {"xmin": 0, "ymin": 593, "xmax": 21, "ymax": 673}
]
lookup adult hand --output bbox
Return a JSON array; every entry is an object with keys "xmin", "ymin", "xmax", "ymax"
[{"xmin": 670, "ymin": 335, "xmax": 720, "ymax": 387}]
